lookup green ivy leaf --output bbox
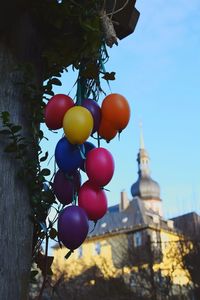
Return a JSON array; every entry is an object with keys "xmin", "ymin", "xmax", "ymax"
[
  {"xmin": 81, "ymin": 63, "xmax": 99, "ymax": 80},
  {"xmin": 1, "ymin": 111, "xmax": 10, "ymax": 123},
  {"xmin": 4, "ymin": 143, "xmax": 17, "ymax": 153},
  {"xmin": 31, "ymin": 270, "xmax": 38, "ymax": 277},
  {"xmin": 44, "ymin": 90, "xmax": 54, "ymax": 96},
  {"xmin": 30, "ymin": 270, "xmax": 39, "ymax": 283},
  {"xmin": 40, "ymin": 151, "xmax": 48, "ymax": 162},
  {"xmin": 40, "ymin": 169, "xmax": 51, "ymax": 176},
  {"xmin": 49, "ymin": 78, "xmax": 62, "ymax": 86},
  {"xmin": 53, "ymin": 72, "xmax": 62, "ymax": 78},
  {"xmin": 49, "ymin": 228, "xmax": 57, "ymax": 239},
  {"xmin": 0, "ymin": 129, "xmax": 11, "ymax": 135},
  {"xmin": 35, "ymin": 252, "xmax": 54, "ymax": 276},
  {"xmin": 42, "ymin": 190, "xmax": 56, "ymax": 204},
  {"xmin": 11, "ymin": 125, "xmax": 22, "ymax": 133},
  {"xmin": 102, "ymin": 72, "xmax": 116, "ymax": 81},
  {"xmin": 18, "ymin": 143, "xmax": 27, "ymax": 150},
  {"xmin": 38, "ymin": 130, "xmax": 44, "ymax": 140}
]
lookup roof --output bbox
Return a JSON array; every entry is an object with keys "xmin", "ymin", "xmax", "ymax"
[
  {"xmin": 171, "ymin": 212, "xmax": 200, "ymax": 239},
  {"xmin": 88, "ymin": 197, "xmax": 175, "ymax": 239},
  {"xmin": 108, "ymin": 204, "xmax": 119, "ymax": 213}
]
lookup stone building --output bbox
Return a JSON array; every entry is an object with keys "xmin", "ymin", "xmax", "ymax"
[{"xmin": 52, "ymin": 129, "xmax": 199, "ymax": 299}]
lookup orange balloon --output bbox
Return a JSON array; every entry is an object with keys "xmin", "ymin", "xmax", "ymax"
[
  {"xmin": 98, "ymin": 118, "xmax": 117, "ymax": 142},
  {"xmin": 101, "ymin": 93, "xmax": 130, "ymax": 131}
]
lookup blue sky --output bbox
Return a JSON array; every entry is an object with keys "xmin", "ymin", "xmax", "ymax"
[{"xmin": 43, "ymin": 0, "xmax": 200, "ymax": 219}]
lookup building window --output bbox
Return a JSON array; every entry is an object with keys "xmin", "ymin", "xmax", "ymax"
[
  {"xmin": 77, "ymin": 246, "xmax": 83, "ymax": 258},
  {"xmin": 94, "ymin": 242, "xmax": 101, "ymax": 255},
  {"xmin": 101, "ymin": 222, "xmax": 107, "ymax": 228},
  {"xmin": 133, "ymin": 232, "xmax": 142, "ymax": 247},
  {"xmin": 151, "ymin": 231, "xmax": 158, "ymax": 246},
  {"xmin": 122, "ymin": 217, "xmax": 128, "ymax": 223}
]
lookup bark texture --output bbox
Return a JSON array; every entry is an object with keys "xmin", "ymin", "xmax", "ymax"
[{"xmin": 0, "ymin": 13, "xmax": 42, "ymax": 300}]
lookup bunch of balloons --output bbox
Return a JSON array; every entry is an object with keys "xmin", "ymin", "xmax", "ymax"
[{"xmin": 44, "ymin": 93, "xmax": 130, "ymax": 252}]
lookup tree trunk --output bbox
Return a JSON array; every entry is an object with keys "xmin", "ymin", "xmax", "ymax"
[{"xmin": 0, "ymin": 13, "xmax": 42, "ymax": 300}]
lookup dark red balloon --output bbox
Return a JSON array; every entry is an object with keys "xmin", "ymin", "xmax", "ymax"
[
  {"xmin": 85, "ymin": 148, "xmax": 115, "ymax": 186},
  {"xmin": 53, "ymin": 169, "xmax": 81, "ymax": 205},
  {"xmin": 78, "ymin": 181, "xmax": 107, "ymax": 221},
  {"xmin": 58, "ymin": 206, "xmax": 89, "ymax": 250},
  {"xmin": 82, "ymin": 99, "xmax": 101, "ymax": 133},
  {"xmin": 45, "ymin": 94, "xmax": 74, "ymax": 130}
]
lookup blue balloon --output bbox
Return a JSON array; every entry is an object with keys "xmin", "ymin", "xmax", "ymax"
[
  {"xmin": 55, "ymin": 137, "xmax": 84, "ymax": 173},
  {"xmin": 80, "ymin": 141, "xmax": 96, "ymax": 172}
]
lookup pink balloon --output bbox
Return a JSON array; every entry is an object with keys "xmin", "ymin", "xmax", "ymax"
[
  {"xmin": 85, "ymin": 147, "xmax": 114, "ymax": 186},
  {"xmin": 78, "ymin": 181, "xmax": 107, "ymax": 221}
]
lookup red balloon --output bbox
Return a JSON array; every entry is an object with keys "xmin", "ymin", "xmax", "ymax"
[
  {"xmin": 78, "ymin": 181, "xmax": 107, "ymax": 221},
  {"xmin": 85, "ymin": 148, "xmax": 115, "ymax": 186},
  {"xmin": 45, "ymin": 94, "xmax": 74, "ymax": 130}
]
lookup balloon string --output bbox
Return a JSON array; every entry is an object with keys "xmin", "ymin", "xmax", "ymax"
[
  {"xmin": 76, "ymin": 77, "xmax": 82, "ymax": 106},
  {"xmin": 100, "ymin": 44, "xmax": 112, "ymax": 93},
  {"xmin": 118, "ymin": 131, "xmax": 121, "ymax": 141},
  {"xmin": 91, "ymin": 133, "xmax": 102, "ymax": 141},
  {"xmin": 82, "ymin": 143, "xmax": 85, "ymax": 155},
  {"xmin": 78, "ymin": 145, "xmax": 86, "ymax": 159},
  {"xmin": 97, "ymin": 133, "xmax": 101, "ymax": 148},
  {"xmin": 68, "ymin": 78, "xmax": 78, "ymax": 98},
  {"xmin": 76, "ymin": 62, "xmax": 89, "ymax": 105},
  {"xmin": 89, "ymin": 221, "xmax": 98, "ymax": 234},
  {"xmin": 73, "ymin": 192, "xmax": 77, "ymax": 206},
  {"xmin": 76, "ymin": 62, "xmax": 85, "ymax": 105},
  {"xmin": 64, "ymin": 173, "xmax": 73, "ymax": 181},
  {"xmin": 58, "ymin": 240, "xmax": 62, "ymax": 249},
  {"xmin": 102, "ymin": 187, "xmax": 110, "ymax": 192}
]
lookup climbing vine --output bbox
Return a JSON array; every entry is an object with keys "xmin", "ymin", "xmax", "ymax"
[{"xmin": 0, "ymin": 1, "xmax": 137, "ymax": 298}]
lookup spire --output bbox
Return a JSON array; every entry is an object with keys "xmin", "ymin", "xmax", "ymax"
[
  {"xmin": 131, "ymin": 123, "xmax": 162, "ymax": 216},
  {"xmin": 137, "ymin": 122, "xmax": 150, "ymax": 177},
  {"xmin": 139, "ymin": 121, "xmax": 145, "ymax": 149}
]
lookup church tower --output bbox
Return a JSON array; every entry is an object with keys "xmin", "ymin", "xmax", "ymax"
[{"xmin": 131, "ymin": 124, "xmax": 163, "ymax": 217}]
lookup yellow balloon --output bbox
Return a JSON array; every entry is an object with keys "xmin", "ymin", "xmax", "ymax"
[{"xmin": 63, "ymin": 106, "xmax": 94, "ymax": 145}]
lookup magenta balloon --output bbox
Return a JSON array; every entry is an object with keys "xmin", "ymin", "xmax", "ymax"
[
  {"xmin": 85, "ymin": 147, "xmax": 115, "ymax": 186},
  {"xmin": 78, "ymin": 181, "xmax": 107, "ymax": 221},
  {"xmin": 53, "ymin": 170, "xmax": 81, "ymax": 205},
  {"xmin": 82, "ymin": 99, "xmax": 101, "ymax": 133},
  {"xmin": 58, "ymin": 206, "xmax": 89, "ymax": 250}
]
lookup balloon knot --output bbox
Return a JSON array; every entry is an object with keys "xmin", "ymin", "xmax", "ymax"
[
  {"xmin": 102, "ymin": 187, "xmax": 110, "ymax": 192},
  {"xmin": 89, "ymin": 221, "xmax": 98, "ymax": 233},
  {"xmin": 65, "ymin": 249, "xmax": 74, "ymax": 259}
]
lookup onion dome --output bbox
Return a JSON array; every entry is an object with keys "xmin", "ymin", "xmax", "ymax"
[{"xmin": 131, "ymin": 123, "xmax": 161, "ymax": 201}]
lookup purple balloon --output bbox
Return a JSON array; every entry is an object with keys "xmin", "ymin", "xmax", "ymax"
[
  {"xmin": 53, "ymin": 169, "xmax": 81, "ymax": 205},
  {"xmin": 80, "ymin": 141, "xmax": 96, "ymax": 172},
  {"xmin": 58, "ymin": 206, "xmax": 89, "ymax": 250},
  {"xmin": 82, "ymin": 99, "xmax": 101, "ymax": 133}
]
